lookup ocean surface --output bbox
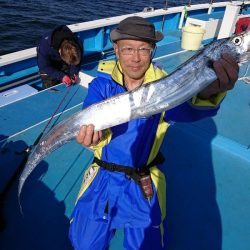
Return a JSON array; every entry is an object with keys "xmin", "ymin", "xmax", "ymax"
[{"xmin": 0, "ymin": 0, "xmax": 223, "ymax": 56}]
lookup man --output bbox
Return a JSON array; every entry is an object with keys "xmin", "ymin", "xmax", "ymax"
[
  {"xmin": 37, "ymin": 25, "xmax": 83, "ymax": 89},
  {"xmin": 69, "ymin": 16, "xmax": 239, "ymax": 249}
]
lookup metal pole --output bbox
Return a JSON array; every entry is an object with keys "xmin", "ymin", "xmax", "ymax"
[
  {"xmin": 240, "ymin": 0, "xmax": 246, "ymax": 13},
  {"xmin": 164, "ymin": 0, "xmax": 168, "ymax": 10}
]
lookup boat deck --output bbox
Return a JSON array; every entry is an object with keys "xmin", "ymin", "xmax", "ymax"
[{"xmin": 1, "ymin": 31, "xmax": 250, "ymax": 250}]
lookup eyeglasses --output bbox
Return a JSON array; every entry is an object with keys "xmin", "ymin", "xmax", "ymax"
[{"xmin": 119, "ymin": 46, "xmax": 153, "ymax": 56}]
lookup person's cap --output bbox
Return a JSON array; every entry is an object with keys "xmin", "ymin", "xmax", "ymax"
[{"xmin": 110, "ymin": 16, "xmax": 164, "ymax": 43}]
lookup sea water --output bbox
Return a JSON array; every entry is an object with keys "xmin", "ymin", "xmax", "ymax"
[{"xmin": 0, "ymin": 0, "xmax": 215, "ymax": 56}]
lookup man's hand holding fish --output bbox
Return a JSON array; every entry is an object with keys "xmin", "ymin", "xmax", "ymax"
[{"xmin": 198, "ymin": 53, "xmax": 239, "ymax": 99}]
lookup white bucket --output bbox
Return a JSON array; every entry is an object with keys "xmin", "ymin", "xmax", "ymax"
[{"xmin": 181, "ymin": 26, "xmax": 206, "ymax": 51}]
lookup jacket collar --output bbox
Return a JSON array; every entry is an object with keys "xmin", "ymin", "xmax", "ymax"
[{"xmin": 110, "ymin": 60, "xmax": 166, "ymax": 86}]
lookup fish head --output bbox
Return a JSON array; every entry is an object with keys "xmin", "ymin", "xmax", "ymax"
[{"xmin": 230, "ymin": 30, "xmax": 250, "ymax": 64}]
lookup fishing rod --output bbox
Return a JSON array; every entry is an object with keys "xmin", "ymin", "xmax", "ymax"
[{"xmin": 0, "ymin": 84, "xmax": 73, "ymax": 231}]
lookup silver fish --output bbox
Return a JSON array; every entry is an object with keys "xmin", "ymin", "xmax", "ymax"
[{"xmin": 18, "ymin": 31, "xmax": 250, "ymax": 207}]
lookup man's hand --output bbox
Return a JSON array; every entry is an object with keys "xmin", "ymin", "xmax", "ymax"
[
  {"xmin": 62, "ymin": 75, "xmax": 73, "ymax": 86},
  {"xmin": 76, "ymin": 124, "xmax": 103, "ymax": 147},
  {"xmin": 198, "ymin": 53, "xmax": 239, "ymax": 99}
]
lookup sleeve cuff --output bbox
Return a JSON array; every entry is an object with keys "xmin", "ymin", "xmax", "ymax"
[
  {"xmin": 89, "ymin": 129, "xmax": 112, "ymax": 151},
  {"xmin": 191, "ymin": 91, "xmax": 227, "ymax": 108}
]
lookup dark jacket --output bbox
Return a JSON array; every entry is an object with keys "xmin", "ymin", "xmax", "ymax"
[{"xmin": 37, "ymin": 25, "xmax": 83, "ymax": 81}]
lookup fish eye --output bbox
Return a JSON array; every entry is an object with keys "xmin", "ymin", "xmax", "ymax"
[{"xmin": 232, "ymin": 36, "xmax": 242, "ymax": 46}]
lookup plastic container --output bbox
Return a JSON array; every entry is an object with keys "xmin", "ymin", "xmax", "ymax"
[{"xmin": 181, "ymin": 26, "xmax": 206, "ymax": 51}]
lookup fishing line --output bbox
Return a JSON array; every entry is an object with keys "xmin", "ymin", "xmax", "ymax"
[
  {"xmin": 0, "ymin": 84, "xmax": 74, "ymax": 224},
  {"xmin": 31, "ymin": 85, "xmax": 73, "ymax": 148},
  {"xmin": 48, "ymin": 84, "xmax": 81, "ymax": 130},
  {"xmin": 18, "ymin": 84, "xmax": 83, "ymax": 215},
  {"xmin": 0, "ymin": 103, "xmax": 82, "ymax": 144},
  {"xmin": 239, "ymin": 64, "xmax": 250, "ymax": 84},
  {"xmin": 12, "ymin": 85, "xmax": 73, "ymax": 157}
]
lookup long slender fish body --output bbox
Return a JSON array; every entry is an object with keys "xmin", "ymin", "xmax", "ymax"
[{"xmin": 18, "ymin": 31, "xmax": 250, "ymax": 203}]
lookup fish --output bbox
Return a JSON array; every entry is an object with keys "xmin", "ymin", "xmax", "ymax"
[{"xmin": 18, "ymin": 30, "xmax": 250, "ymax": 208}]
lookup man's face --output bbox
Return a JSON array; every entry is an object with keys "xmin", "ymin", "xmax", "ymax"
[{"xmin": 114, "ymin": 40, "xmax": 153, "ymax": 82}]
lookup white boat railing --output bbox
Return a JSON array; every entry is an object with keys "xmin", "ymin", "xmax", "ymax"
[{"xmin": 0, "ymin": 1, "xmax": 249, "ymax": 67}]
